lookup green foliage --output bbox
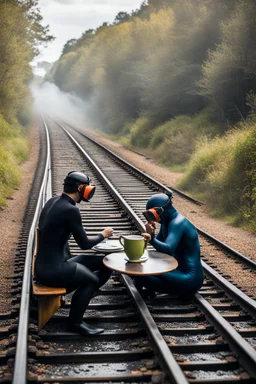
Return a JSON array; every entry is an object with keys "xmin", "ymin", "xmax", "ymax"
[
  {"xmin": 0, "ymin": 0, "xmax": 53, "ymax": 124},
  {"xmin": 52, "ymin": 51, "xmax": 78, "ymax": 91},
  {"xmin": 11, "ymin": 137, "xmax": 29, "ymax": 163},
  {"xmin": 150, "ymin": 111, "xmax": 223, "ymax": 166},
  {"xmin": 17, "ymin": 98, "xmax": 33, "ymax": 127},
  {"xmin": 229, "ymin": 125, "xmax": 256, "ymax": 229},
  {"xmin": 61, "ymin": 39, "xmax": 77, "ymax": 56},
  {"xmin": 129, "ymin": 117, "xmax": 156, "ymax": 148},
  {"xmin": 199, "ymin": 0, "xmax": 256, "ymax": 120},
  {"xmin": 0, "ymin": 114, "xmax": 29, "ymax": 206},
  {"xmin": 0, "ymin": 115, "xmax": 14, "ymax": 139},
  {"xmin": 178, "ymin": 124, "xmax": 256, "ymax": 231},
  {"xmin": 114, "ymin": 12, "xmax": 130, "ymax": 24},
  {"xmin": 0, "ymin": 0, "xmax": 52, "ymax": 206},
  {"xmin": 0, "ymin": 150, "xmax": 22, "ymax": 208},
  {"xmin": 246, "ymin": 91, "xmax": 256, "ymax": 120},
  {"xmin": 178, "ymin": 135, "xmax": 234, "ymax": 195},
  {"xmin": 0, "ymin": 147, "xmax": 22, "ymax": 206}
]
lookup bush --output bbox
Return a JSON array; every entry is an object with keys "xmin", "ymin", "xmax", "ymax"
[
  {"xmin": 0, "ymin": 116, "xmax": 14, "ymax": 139},
  {"xmin": 228, "ymin": 125, "xmax": 256, "ymax": 229},
  {"xmin": 11, "ymin": 137, "xmax": 29, "ymax": 163},
  {"xmin": 0, "ymin": 115, "xmax": 29, "ymax": 207},
  {"xmin": 178, "ymin": 135, "xmax": 232, "ymax": 194},
  {"xmin": 178, "ymin": 125, "xmax": 256, "ymax": 231},
  {"xmin": 0, "ymin": 147, "xmax": 21, "ymax": 206},
  {"xmin": 155, "ymin": 129, "xmax": 196, "ymax": 166},
  {"xmin": 129, "ymin": 117, "xmax": 155, "ymax": 148},
  {"xmin": 17, "ymin": 100, "xmax": 32, "ymax": 127},
  {"xmin": 150, "ymin": 111, "xmax": 223, "ymax": 167}
]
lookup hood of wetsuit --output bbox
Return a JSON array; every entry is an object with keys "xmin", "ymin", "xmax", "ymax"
[
  {"xmin": 146, "ymin": 193, "xmax": 170, "ymax": 210},
  {"xmin": 145, "ymin": 193, "xmax": 173, "ymax": 223},
  {"xmin": 64, "ymin": 171, "xmax": 95, "ymax": 203},
  {"xmin": 64, "ymin": 171, "xmax": 91, "ymax": 186}
]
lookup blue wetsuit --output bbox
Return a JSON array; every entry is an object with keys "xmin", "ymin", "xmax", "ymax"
[{"xmin": 137, "ymin": 195, "xmax": 204, "ymax": 297}]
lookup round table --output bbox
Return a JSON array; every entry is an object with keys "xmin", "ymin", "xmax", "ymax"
[{"xmin": 103, "ymin": 250, "xmax": 178, "ymax": 276}]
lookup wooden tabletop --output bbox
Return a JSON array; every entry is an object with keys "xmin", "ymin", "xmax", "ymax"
[{"xmin": 103, "ymin": 250, "xmax": 178, "ymax": 276}]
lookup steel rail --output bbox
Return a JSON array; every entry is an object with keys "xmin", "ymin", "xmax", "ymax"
[
  {"xmin": 202, "ymin": 261, "xmax": 256, "ymax": 318},
  {"xmin": 194, "ymin": 293, "xmax": 256, "ymax": 378},
  {"xmin": 59, "ymin": 123, "xmax": 189, "ymax": 383},
  {"xmin": 198, "ymin": 228, "xmax": 256, "ymax": 269},
  {"xmin": 65, "ymin": 123, "xmax": 256, "ymax": 270},
  {"xmin": 12, "ymin": 117, "xmax": 52, "ymax": 384},
  {"xmin": 123, "ymin": 274, "xmax": 188, "ymax": 384}
]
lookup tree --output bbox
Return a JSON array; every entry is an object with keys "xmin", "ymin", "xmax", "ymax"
[
  {"xmin": 73, "ymin": 29, "xmax": 95, "ymax": 50},
  {"xmin": 18, "ymin": 0, "xmax": 54, "ymax": 55},
  {"xmin": 0, "ymin": 0, "xmax": 54, "ymax": 123},
  {"xmin": 114, "ymin": 12, "xmax": 130, "ymax": 24},
  {"xmin": 61, "ymin": 39, "xmax": 77, "ymax": 56},
  {"xmin": 199, "ymin": 0, "xmax": 256, "ymax": 120}
]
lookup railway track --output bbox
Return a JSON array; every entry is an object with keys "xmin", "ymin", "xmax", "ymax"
[
  {"xmin": 60, "ymin": 120, "xmax": 256, "ymax": 298},
  {"xmin": 4, "ymin": 117, "xmax": 256, "ymax": 383}
]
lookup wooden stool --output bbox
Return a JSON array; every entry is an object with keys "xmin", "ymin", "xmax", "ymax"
[{"xmin": 32, "ymin": 228, "xmax": 66, "ymax": 330}]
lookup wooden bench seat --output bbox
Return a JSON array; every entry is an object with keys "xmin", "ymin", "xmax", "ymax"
[
  {"xmin": 32, "ymin": 228, "xmax": 66, "ymax": 330},
  {"xmin": 33, "ymin": 283, "xmax": 66, "ymax": 296}
]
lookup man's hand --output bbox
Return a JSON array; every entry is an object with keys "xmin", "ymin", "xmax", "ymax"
[
  {"xmin": 145, "ymin": 221, "xmax": 156, "ymax": 235},
  {"xmin": 141, "ymin": 232, "xmax": 151, "ymax": 242},
  {"xmin": 101, "ymin": 227, "xmax": 114, "ymax": 238}
]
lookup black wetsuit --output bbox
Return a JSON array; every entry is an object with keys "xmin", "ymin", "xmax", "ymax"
[{"xmin": 35, "ymin": 193, "xmax": 112, "ymax": 325}]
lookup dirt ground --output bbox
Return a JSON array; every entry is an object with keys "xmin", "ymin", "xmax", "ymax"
[
  {"xmin": 0, "ymin": 123, "xmax": 255, "ymax": 314},
  {"xmin": 0, "ymin": 122, "xmax": 40, "ymax": 313}
]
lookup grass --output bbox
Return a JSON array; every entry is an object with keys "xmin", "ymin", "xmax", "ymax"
[
  {"xmin": 0, "ymin": 115, "xmax": 29, "ymax": 207},
  {"xmin": 178, "ymin": 124, "xmax": 256, "ymax": 232}
]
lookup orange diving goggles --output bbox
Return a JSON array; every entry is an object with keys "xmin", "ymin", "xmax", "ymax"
[
  {"xmin": 143, "ymin": 207, "xmax": 164, "ymax": 222},
  {"xmin": 78, "ymin": 184, "xmax": 96, "ymax": 202},
  {"xmin": 143, "ymin": 193, "xmax": 173, "ymax": 222}
]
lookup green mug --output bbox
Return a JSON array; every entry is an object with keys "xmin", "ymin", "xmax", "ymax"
[{"xmin": 119, "ymin": 235, "xmax": 147, "ymax": 261}]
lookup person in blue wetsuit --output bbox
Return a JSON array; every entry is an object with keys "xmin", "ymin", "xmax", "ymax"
[
  {"xmin": 137, "ymin": 192, "xmax": 204, "ymax": 298},
  {"xmin": 35, "ymin": 171, "xmax": 114, "ymax": 335}
]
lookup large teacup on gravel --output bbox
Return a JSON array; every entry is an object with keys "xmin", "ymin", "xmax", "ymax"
[{"xmin": 119, "ymin": 235, "xmax": 147, "ymax": 261}]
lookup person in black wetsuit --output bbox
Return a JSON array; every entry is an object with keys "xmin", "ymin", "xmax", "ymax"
[
  {"xmin": 137, "ymin": 192, "xmax": 204, "ymax": 298},
  {"xmin": 35, "ymin": 171, "xmax": 114, "ymax": 335}
]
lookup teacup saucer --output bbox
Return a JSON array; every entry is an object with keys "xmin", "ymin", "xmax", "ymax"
[{"xmin": 125, "ymin": 255, "xmax": 148, "ymax": 263}]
